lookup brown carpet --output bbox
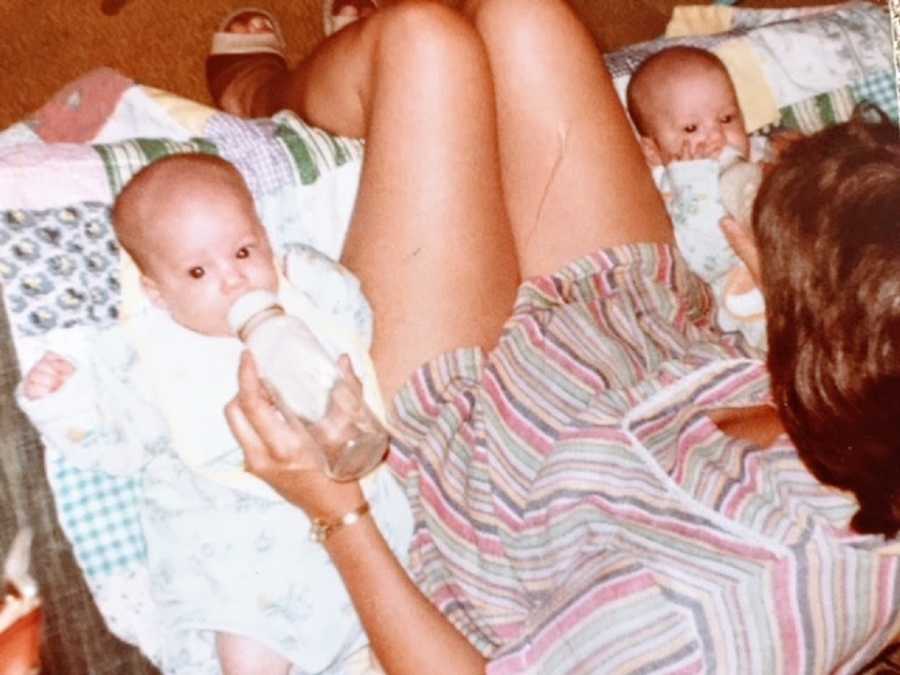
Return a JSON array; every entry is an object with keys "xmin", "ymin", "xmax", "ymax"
[{"xmin": 1, "ymin": 0, "xmax": 844, "ymax": 131}]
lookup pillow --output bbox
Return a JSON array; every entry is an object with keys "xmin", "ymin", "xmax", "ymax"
[{"xmin": 604, "ymin": 0, "xmax": 896, "ymax": 133}]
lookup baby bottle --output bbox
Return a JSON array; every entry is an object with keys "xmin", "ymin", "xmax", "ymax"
[{"xmin": 228, "ymin": 290, "xmax": 388, "ymax": 481}]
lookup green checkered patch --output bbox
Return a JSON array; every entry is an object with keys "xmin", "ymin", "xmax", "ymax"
[
  {"xmin": 778, "ymin": 85, "xmax": 858, "ymax": 134},
  {"xmin": 90, "ymin": 113, "xmax": 364, "ymax": 201},
  {"xmin": 94, "ymin": 137, "xmax": 219, "ymax": 195},
  {"xmin": 272, "ymin": 111, "xmax": 364, "ymax": 182}
]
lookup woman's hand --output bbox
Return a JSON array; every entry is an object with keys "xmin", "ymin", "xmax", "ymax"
[
  {"xmin": 225, "ymin": 351, "xmax": 364, "ymax": 520},
  {"xmin": 674, "ymin": 138, "xmax": 719, "ymax": 162},
  {"xmin": 307, "ymin": 357, "xmax": 388, "ymax": 481},
  {"xmin": 720, "ymin": 215, "xmax": 761, "ymax": 287}
]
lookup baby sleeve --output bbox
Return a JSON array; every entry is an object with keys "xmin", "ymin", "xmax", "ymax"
[
  {"xmin": 15, "ymin": 338, "xmax": 169, "ymax": 476},
  {"xmin": 281, "ymin": 243, "xmax": 374, "ymax": 349}
]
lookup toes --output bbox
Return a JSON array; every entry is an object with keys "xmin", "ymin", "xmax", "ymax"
[
  {"xmin": 224, "ymin": 11, "xmax": 277, "ymax": 35},
  {"xmin": 330, "ymin": 0, "xmax": 377, "ymax": 21},
  {"xmin": 335, "ymin": 5, "xmax": 360, "ymax": 20},
  {"xmin": 245, "ymin": 15, "xmax": 277, "ymax": 34}
]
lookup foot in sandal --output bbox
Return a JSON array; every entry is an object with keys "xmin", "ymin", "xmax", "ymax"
[
  {"xmin": 324, "ymin": 0, "xmax": 378, "ymax": 37},
  {"xmin": 205, "ymin": 8, "xmax": 288, "ymax": 116}
]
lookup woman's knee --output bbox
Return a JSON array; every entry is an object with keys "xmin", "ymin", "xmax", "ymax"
[
  {"xmin": 463, "ymin": 0, "xmax": 573, "ymax": 35},
  {"xmin": 368, "ymin": 0, "xmax": 488, "ymax": 82}
]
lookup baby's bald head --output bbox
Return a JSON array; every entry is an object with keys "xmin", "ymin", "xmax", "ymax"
[
  {"xmin": 625, "ymin": 46, "xmax": 748, "ymax": 166},
  {"xmin": 626, "ymin": 46, "xmax": 732, "ymax": 136},
  {"xmin": 113, "ymin": 153, "xmax": 255, "ymax": 274},
  {"xmin": 111, "ymin": 152, "xmax": 278, "ymax": 337}
]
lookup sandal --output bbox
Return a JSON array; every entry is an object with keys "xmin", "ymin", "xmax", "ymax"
[
  {"xmin": 210, "ymin": 7, "xmax": 287, "ymax": 57},
  {"xmin": 323, "ymin": 0, "xmax": 378, "ymax": 37},
  {"xmin": 205, "ymin": 8, "xmax": 288, "ymax": 113}
]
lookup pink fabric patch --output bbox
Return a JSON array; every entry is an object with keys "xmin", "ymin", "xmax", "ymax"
[
  {"xmin": 0, "ymin": 144, "xmax": 112, "ymax": 209},
  {"xmin": 29, "ymin": 68, "xmax": 133, "ymax": 144}
]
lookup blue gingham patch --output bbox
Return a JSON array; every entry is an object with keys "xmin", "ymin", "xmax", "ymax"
[
  {"xmin": 850, "ymin": 70, "xmax": 899, "ymax": 122},
  {"xmin": 45, "ymin": 452, "xmax": 146, "ymax": 578},
  {"xmin": 205, "ymin": 111, "xmax": 363, "ymax": 196}
]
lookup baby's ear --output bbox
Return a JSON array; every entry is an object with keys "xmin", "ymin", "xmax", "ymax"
[
  {"xmin": 638, "ymin": 136, "xmax": 663, "ymax": 167},
  {"xmin": 139, "ymin": 275, "xmax": 167, "ymax": 310}
]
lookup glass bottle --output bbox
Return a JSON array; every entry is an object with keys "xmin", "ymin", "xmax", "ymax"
[{"xmin": 228, "ymin": 290, "xmax": 387, "ymax": 481}]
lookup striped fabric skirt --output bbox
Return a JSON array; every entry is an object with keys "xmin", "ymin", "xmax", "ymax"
[{"xmin": 387, "ymin": 243, "xmax": 900, "ymax": 674}]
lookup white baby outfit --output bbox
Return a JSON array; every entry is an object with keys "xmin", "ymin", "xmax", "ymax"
[
  {"xmin": 653, "ymin": 136, "xmax": 770, "ymax": 351},
  {"xmin": 18, "ymin": 245, "xmax": 413, "ymax": 675}
]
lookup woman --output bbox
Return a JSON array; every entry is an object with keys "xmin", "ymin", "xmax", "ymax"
[{"xmin": 213, "ymin": 1, "xmax": 900, "ymax": 672}]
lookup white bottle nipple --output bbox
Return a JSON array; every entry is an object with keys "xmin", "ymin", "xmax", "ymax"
[
  {"xmin": 228, "ymin": 290, "xmax": 280, "ymax": 337},
  {"xmin": 717, "ymin": 145, "xmax": 745, "ymax": 173}
]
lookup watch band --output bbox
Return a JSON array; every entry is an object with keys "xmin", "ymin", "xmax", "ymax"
[{"xmin": 309, "ymin": 502, "xmax": 371, "ymax": 544}]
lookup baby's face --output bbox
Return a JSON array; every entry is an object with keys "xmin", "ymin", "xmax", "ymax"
[
  {"xmin": 642, "ymin": 64, "xmax": 750, "ymax": 165},
  {"xmin": 139, "ymin": 183, "xmax": 278, "ymax": 337}
]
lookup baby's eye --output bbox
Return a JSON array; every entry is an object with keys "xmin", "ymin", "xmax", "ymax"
[
  {"xmin": 189, "ymin": 267, "xmax": 205, "ymax": 279},
  {"xmin": 683, "ymin": 124, "xmax": 698, "ymax": 134},
  {"xmin": 236, "ymin": 246, "xmax": 250, "ymax": 259},
  {"xmin": 720, "ymin": 114, "xmax": 735, "ymax": 124}
]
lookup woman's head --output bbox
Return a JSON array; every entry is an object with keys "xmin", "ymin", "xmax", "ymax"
[{"xmin": 753, "ymin": 107, "xmax": 900, "ymax": 537}]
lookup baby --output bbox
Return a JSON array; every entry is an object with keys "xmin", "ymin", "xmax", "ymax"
[
  {"xmin": 626, "ymin": 46, "xmax": 768, "ymax": 349},
  {"xmin": 18, "ymin": 154, "xmax": 412, "ymax": 675},
  {"xmin": 626, "ymin": 45, "xmax": 751, "ymax": 166}
]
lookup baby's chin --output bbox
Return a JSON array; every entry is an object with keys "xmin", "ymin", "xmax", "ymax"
[
  {"xmin": 183, "ymin": 322, "xmax": 237, "ymax": 339},
  {"xmin": 178, "ymin": 311, "xmax": 251, "ymax": 339}
]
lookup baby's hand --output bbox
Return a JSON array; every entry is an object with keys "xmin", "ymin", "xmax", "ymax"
[
  {"xmin": 674, "ymin": 139, "xmax": 717, "ymax": 162},
  {"xmin": 23, "ymin": 352, "xmax": 75, "ymax": 400}
]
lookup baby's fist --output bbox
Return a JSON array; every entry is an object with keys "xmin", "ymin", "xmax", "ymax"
[{"xmin": 23, "ymin": 352, "xmax": 75, "ymax": 400}]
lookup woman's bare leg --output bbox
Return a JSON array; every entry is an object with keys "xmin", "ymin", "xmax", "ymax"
[
  {"xmin": 309, "ymin": 0, "xmax": 672, "ymax": 279},
  {"xmin": 303, "ymin": 0, "xmax": 672, "ymax": 278},
  {"xmin": 210, "ymin": 2, "xmax": 519, "ymax": 402},
  {"xmin": 210, "ymin": 0, "xmax": 671, "ymax": 400},
  {"xmin": 461, "ymin": 0, "xmax": 672, "ymax": 278}
]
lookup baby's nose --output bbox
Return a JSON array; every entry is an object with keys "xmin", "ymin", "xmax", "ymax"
[{"xmin": 221, "ymin": 265, "xmax": 247, "ymax": 291}]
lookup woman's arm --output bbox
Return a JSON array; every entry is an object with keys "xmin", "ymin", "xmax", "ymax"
[
  {"xmin": 226, "ymin": 352, "xmax": 485, "ymax": 675},
  {"xmin": 325, "ymin": 514, "xmax": 486, "ymax": 674}
]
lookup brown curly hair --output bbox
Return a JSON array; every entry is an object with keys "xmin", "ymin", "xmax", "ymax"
[{"xmin": 753, "ymin": 106, "xmax": 900, "ymax": 537}]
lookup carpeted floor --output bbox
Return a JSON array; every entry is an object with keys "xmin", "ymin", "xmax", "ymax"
[{"xmin": 1, "ymin": 0, "xmax": 843, "ymax": 131}]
